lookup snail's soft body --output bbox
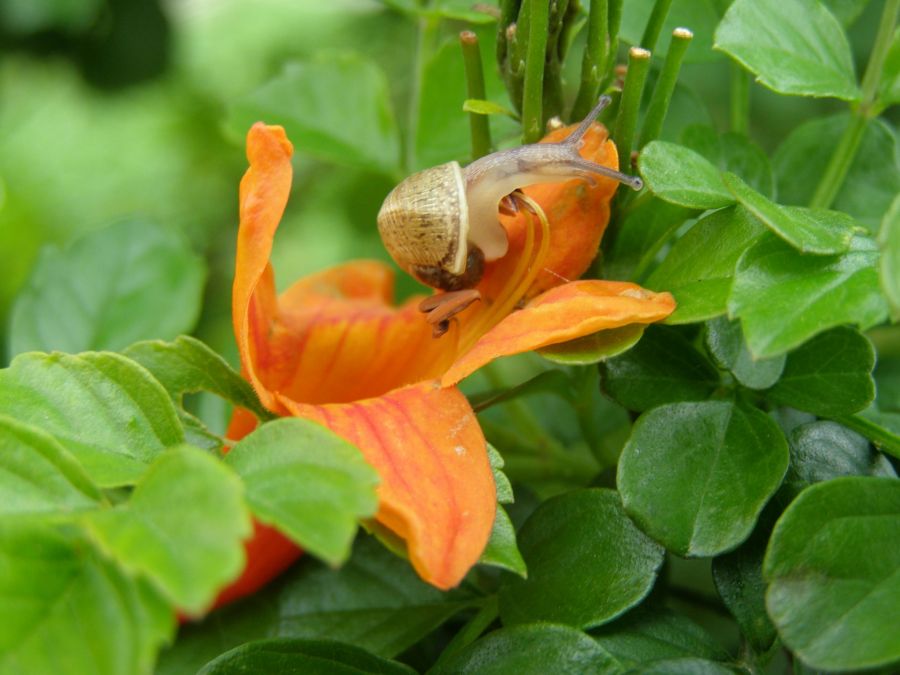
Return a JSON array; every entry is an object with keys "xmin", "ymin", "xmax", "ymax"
[{"xmin": 377, "ymin": 96, "xmax": 642, "ymax": 291}]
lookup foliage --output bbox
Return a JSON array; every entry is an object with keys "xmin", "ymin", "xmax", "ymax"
[{"xmin": 1, "ymin": 0, "xmax": 899, "ymax": 674}]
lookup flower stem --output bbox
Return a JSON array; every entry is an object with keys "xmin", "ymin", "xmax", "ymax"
[
  {"xmin": 432, "ymin": 595, "xmax": 499, "ymax": 668},
  {"xmin": 810, "ymin": 0, "xmax": 899, "ymax": 209},
  {"xmin": 406, "ymin": 16, "xmax": 440, "ymax": 172},
  {"xmin": 834, "ymin": 414, "xmax": 900, "ymax": 460},
  {"xmin": 640, "ymin": 0, "xmax": 673, "ymax": 52},
  {"xmin": 522, "ymin": 0, "xmax": 549, "ymax": 142},
  {"xmin": 640, "ymin": 27, "xmax": 692, "ymax": 146},
  {"xmin": 608, "ymin": 0, "xmax": 624, "ymax": 76},
  {"xmin": 571, "ymin": 0, "xmax": 608, "ymax": 121},
  {"xmin": 614, "ymin": 46, "xmax": 652, "ymax": 169},
  {"xmin": 460, "ymin": 31, "xmax": 493, "ymax": 159},
  {"xmin": 729, "ymin": 61, "xmax": 750, "ymax": 135}
]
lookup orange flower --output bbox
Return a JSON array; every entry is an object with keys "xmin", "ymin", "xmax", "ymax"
[{"xmin": 220, "ymin": 121, "xmax": 675, "ymax": 601}]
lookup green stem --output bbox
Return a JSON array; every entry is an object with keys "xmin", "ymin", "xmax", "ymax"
[
  {"xmin": 607, "ymin": 0, "xmax": 624, "ymax": 81},
  {"xmin": 522, "ymin": 0, "xmax": 549, "ymax": 142},
  {"xmin": 729, "ymin": 61, "xmax": 750, "ymax": 136},
  {"xmin": 640, "ymin": 0, "xmax": 673, "ymax": 52},
  {"xmin": 809, "ymin": 0, "xmax": 899, "ymax": 208},
  {"xmin": 614, "ymin": 46, "xmax": 652, "ymax": 169},
  {"xmin": 406, "ymin": 16, "xmax": 439, "ymax": 172},
  {"xmin": 833, "ymin": 414, "xmax": 900, "ymax": 460},
  {"xmin": 571, "ymin": 0, "xmax": 608, "ymax": 120},
  {"xmin": 460, "ymin": 31, "xmax": 493, "ymax": 159},
  {"xmin": 432, "ymin": 596, "xmax": 499, "ymax": 667},
  {"xmin": 640, "ymin": 27, "xmax": 692, "ymax": 146}
]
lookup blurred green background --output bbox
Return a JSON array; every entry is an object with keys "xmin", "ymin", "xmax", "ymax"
[{"xmin": 0, "ymin": 0, "xmax": 891, "ymax": 366}]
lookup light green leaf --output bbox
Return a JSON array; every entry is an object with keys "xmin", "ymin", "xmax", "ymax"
[
  {"xmin": 486, "ymin": 443, "xmax": 514, "ymax": 504},
  {"xmin": 382, "ymin": 0, "xmax": 496, "ymax": 24},
  {"xmin": 84, "ymin": 446, "xmax": 251, "ymax": 614},
  {"xmin": 764, "ymin": 477, "xmax": 900, "ymax": 671},
  {"xmin": 728, "ymin": 234, "xmax": 888, "ymax": 358},
  {"xmin": 714, "ymin": 0, "xmax": 860, "ymax": 100},
  {"xmin": 8, "ymin": 219, "xmax": 205, "ymax": 358},
  {"xmin": 499, "ymin": 489, "xmax": 664, "ymax": 628},
  {"xmin": 705, "ymin": 316, "xmax": 785, "ymax": 390},
  {"xmin": 198, "ymin": 638, "xmax": 416, "ymax": 675},
  {"xmin": 538, "ymin": 325, "xmax": 647, "ymax": 365},
  {"xmin": 638, "ymin": 141, "xmax": 734, "ymax": 210},
  {"xmin": 227, "ymin": 54, "xmax": 400, "ymax": 175},
  {"xmin": 0, "ymin": 351, "xmax": 184, "ymax": 486},
  {"xmin": 0, "ymin": 523, "xmax": 174, "ymax": 675},
  {"xmin": 646, "ymin": 206, "xmax": 766, "ymax": 324},
  {"xmin": 479, "ymin": 505, "xmax": 526, "ymax": 577},
  {"xmin": 618, "ymin": 401, "xmax": 789, "ymax": 556},
  {"xmin": 431, "ymin": 624, "xmax": 621, "ymax": 675},
  {"xmin": 225, "ymin": 418, "xmax": 378, "ymax": 566},
  {"xmin": 463, "ymin": 99, "xmax": 516, "ymax": 117},
  {"xmin": 879, "ymin": 193, "xmax": 900, "ymax": 321},
  {"xmin": 0, "ymin": 415, "xmax": 101, "ymax": 517},
  {"xmin": 822, "ymin": 0, "xmax": 872, "ymax": 26},
  {"xmin": 766, "ymin": 326, "xmax": 875, "ymax": 417},
  {"xmin": 722, "ymin": 172, "xmax": 856, "ymax": 254}
]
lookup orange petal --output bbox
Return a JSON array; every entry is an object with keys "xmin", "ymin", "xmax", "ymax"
[
  {"xmin": 443, "ymin": 281, "xmax": 676, "ymax": 385},
  {"xmin": 278, "ymin": 381, "xmax": 495, "ymax": 590}
]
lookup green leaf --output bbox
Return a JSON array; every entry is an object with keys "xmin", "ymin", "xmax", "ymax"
[
  {"xmin": 646, "ymin": 207, "xmax": 766, "ymax": 324},
  {"xmin": 84, "ymin": 445, "xmax": 251, "ymax": 614},
  {"xmin": 592, "ymin": 606, "xmax": 729, "ymax": 667},
  {"xmin": 878, "ymin": 28, "xmax": 900, "ymax": 107},
  {"xmin": 705, "ymin": 317, "xmax": 785, "ymax": 390},
  {"xmin": 0, "ymin": 523, "xmax": 174, "ymax": 675},
  {"xmin": 224, "ymin": 418, "xmax": 378, "ymax": 566},
  {"xmin": 382, "ymin": 0, "xmax": 496, "ymax": 24},
  {"xmin": 0, "ymin": 352, "xmax": 184, "ymax": 486},
  {"xmin": 879, "ymin": 194, "xmax": 900, "ymax": 322},
  {"xmin": 462, "ymin": 99, "xmax": 516, "ymax": 117},
  {"xmin": 198, "ymin": 638, "xmax": 416, "ymax": 675},
  {"xmin": 618, "ymin": 401, "xmax": 789, "ymax": 556},
  {"xmin": 722, "ymin": 172, "xmax": 856, "ymax": 254},
  {"xmin": 8, "ymin": 219, "xmax": 205, "ymax": 357},
  {"xmin": 227, "ymin": 54, "xmax": 401, "ymax": 175},
  {"xmin": 538, "ymin": 325, "xmax": 647, "ymax": 365},
  {"xmin": 765, "ymin": 326, "xmax": 875, "ymax": 417},
  {"xmin": 0, "ymin": 415, "xmax": 101, "ymax": 517},
  {"xmin": 625, "ymin": 658, "xmax": 744, "ymax": 674},
  {"xmin": 822, "ymin": 0, "xmax": 871, "ymax": 26},
  {"xmin": 479, "ymin": 505, "xmax": 526, "ymax": 577},
  {"xmin": 786, "ymin": 421, "xmax": 896, "ymax": 494},
  {"xmin": 714, "ymin": 0, "xmax": 860, "ymax": 101},
  {"xmin": 773, "ymin": 114, "xmax": 900, "ymax": 233},
  {"xmin": 499, "ymin": 489, "xmax": 664, "ymax": 628},
  {"xmin": 123, "ymin": 336, "xmax": 274, "ymax": 422},
  {"xmin": 600, "ymin": 326, "xmax": 720, "ymax": 413},
  {"xmin": 728, "ymin": 234, "xmax": 888, "ymax": 358},
  {"xmin": 431, "ymin": 624, "xmax": 621, "ymax": 675},
  {"xmin": 638, "ymin": 141, "xmax": 734, "ymax": 210},
  {"xmin": 680, "ymin": 126, "xmax": 774, "ymax": 198},
  {"xmin": 844, "ymin": 406, "xmax": 900, "ymax": 460},
  {"xmin": 764, "ymin": 477, "xmax": 900, "ymax": 671},
  {"xmin": 487, "ymin": 443, "xmax": 514, "ymax": 504}
]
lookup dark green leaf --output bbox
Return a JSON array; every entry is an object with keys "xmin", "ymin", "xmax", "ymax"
[
  {"xmin": 879, "ymin": 194, "xmax": 900, "ymax": 321},
  {"xmin": 431, "ymin": 624, "xmax": 621, "ymax": 675},
  {"xmin": 198, "ymin": 638, "xmax": 415, "ymax": 675},
  {"xmin": 764, "ymin": 477, "xmax": 900, "ymax": 671},
  {"xmin": 625, "ymin": 658, "xmax": 743, "ymax": 674},
  {"xmin": 479, "ymin": 505, "xmax": 526, "ymax": 577},
  {"xmin": 84, "ymin": 446, "xmax": 251, "ymax": 614},
  {"xmin": 600, "ymin": 326, "xmax": 720, "ymax": 412},
  {"xmin": 0, "ymin": 352, "xmax": 183, "ymax": 486},
  {"xmin": 618, "ymin": 401, "xmax": 789, "ymax": 556},
  {"xmin": 714, "ymin": 0, "xmax": 860, "ymax": 101},
  {"xmin": 638, "ymin": 141, "xmax": 734, "ymax": 210},
  {"xmin": 766, "ymin": 327, "xmax": 875, "ymax": 417},
  {"xmin": 8, "ymin": 219, "xmax": 205, "ymax": 357},
  {"xmin": 123, "ymin": 336, "xmax": 274, "ymax": 422},
  {"xmin": 227, "ymin": 55, "xmax": 400, "ymax": 175},
  {"xmin": 773, "ymin": 115, "xmax": 900, "ymax": 233},
  {"xmin": 728, "ymin": 234, "xmax": 887, "ymax": 358},
  {"xmin": 0, "ymin": 415, "xmax": 101, "ymax": 517},
  {"xmin": 0, "ymin": 523, "xmax": 174, "ymax": 675},
  {"xmin": 499, "ymin": 489, "xmax": 664, "ymax": 628},
  {"xmin": 722, "ymin": 172, "xmax": 855, "ymax": 254},
  {"xmin": 786, "ymin": 421, "xmax": 896, "ymax": 493},
  {"xmin": 705, "ymin": 317, "xmax": 785, "ymax": 390},
  {"xmin": 225, "ymin": 418, "xmax": 378, "ymax": 566},
  {"xmin": 539, "ymin": 325, "xmax": 647, "ymax": 365},
  {"xmin": 591, "ymin": 606, "xmax": 728, "ymax": 667},
  {"xmin": 680, "ymin": 126, "xmax": 774, "ymax": 198},
  {"xmin": 646, "ymin": 207, "xmax": 766, "ymax": 324}
]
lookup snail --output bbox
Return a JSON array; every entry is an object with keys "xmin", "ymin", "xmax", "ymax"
[{"xmin": 376, "ymin": 95, "xmax": 643, "ymax": 337}]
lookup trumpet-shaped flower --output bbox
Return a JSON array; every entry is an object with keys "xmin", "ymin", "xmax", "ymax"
[{"xmin": 221, "ymin": 121, "xmax": 675, "ymax": 600}]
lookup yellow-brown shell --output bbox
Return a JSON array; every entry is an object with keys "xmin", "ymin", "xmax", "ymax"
[{"xmin": 377, "ymin": 161, "xmax": 470, "ymax": 276}]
